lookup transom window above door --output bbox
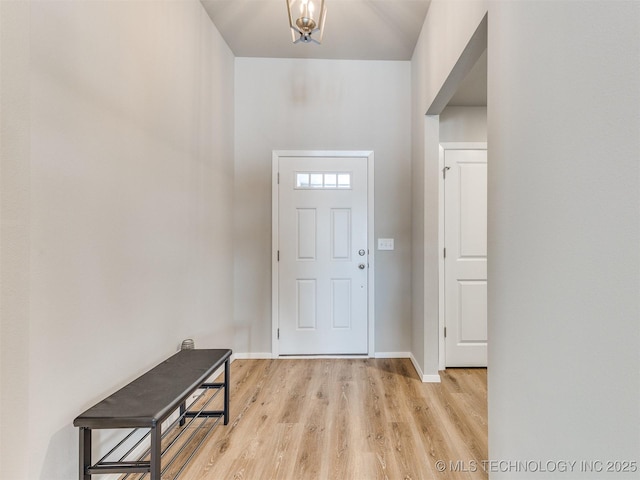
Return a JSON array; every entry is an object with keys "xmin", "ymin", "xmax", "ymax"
[{"xmin": 295, "ymin": 172, "xmax": 352, "ymax": 189}]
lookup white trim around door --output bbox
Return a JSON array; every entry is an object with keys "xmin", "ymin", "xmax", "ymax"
[
  {"xmin": 438, "ymin": 142, "xmax": 487, "ymax": 370},
  {"xmin": 272, "ymin": 150, "xmax": 375, "ymax": 357}
]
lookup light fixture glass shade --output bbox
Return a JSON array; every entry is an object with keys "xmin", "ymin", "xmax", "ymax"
[{"xmin": 286, "ymin": 0, "xmax": 326, "ymax": 44}]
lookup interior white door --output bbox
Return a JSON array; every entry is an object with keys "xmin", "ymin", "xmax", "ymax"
[
  {"xmin": 444, "ymin": 148, "xmax": 488, "ymax": 367},
  {"xmin": 278, "ymin": 156, "xmax": 368, "ymax": 355}
]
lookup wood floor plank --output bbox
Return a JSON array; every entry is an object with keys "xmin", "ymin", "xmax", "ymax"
[
  {"xmin": 158, "ymin": 358, "xmax": 487, "ymax": 480},
  {"xmin": 269, "ymin": 423, "xmax": 304, "ymax": 479},
  {"xmin": 292, "ymin": 361, "xmax": 330, "ymax": 480},
  {"xmin": 360, "ymin": 360, "xmax": 399, "ymax": 480}
]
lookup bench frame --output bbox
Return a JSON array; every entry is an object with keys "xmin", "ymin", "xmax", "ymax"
[{"xmin": 74, "ymin": 349, "xmax": 231, "ymax": 480}]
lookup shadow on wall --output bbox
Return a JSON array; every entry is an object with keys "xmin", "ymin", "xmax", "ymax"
[{"xmin": 39, "ymin": 425, "xmax": 78, "ymax": 480}]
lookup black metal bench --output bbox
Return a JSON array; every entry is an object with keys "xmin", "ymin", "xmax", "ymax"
[{"xmin": 73, "ymin": 348, "xmax": 232, "ymax": 480}]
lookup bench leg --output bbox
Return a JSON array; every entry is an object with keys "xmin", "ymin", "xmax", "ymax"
[
  {"xmin": 224, "ymin": 358, "xmax": 230, "ymax": 425},
  {"xmin": 179, "ymin": 402, "xmax": 186, "ymax": 427},
  {"xmin": 79, "ymin": 427, "xmax": 91, "ymax": 480},
  {"xmin": 150, "ymin": 424, "xmax": 162, "ymax": 480}
]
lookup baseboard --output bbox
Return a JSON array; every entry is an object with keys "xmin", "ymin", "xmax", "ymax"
[
  {"xmin": 374, "ymin": 351, "xmax": 411, "ymax": 358},
  {"xmin": 371, "ymin": 352, "xmax": 442, "ymax": 383},
  {"xmin": 275, "ymin": 354, "xmax": 369, "ymax": 359},
  {"xmin": 235, "ymin": 353, "xmax": 412, "ymax": 360},
  {"xmin": 409, "ymin": 352, "xmax": 425, "ymax": 380},
  {"xmin": 232, "ymin": 352, "xmax": 275, "ymax": 360},
  {"xmin": 409, "ymin": 352, "xmax": 441, "ymax": 383}
]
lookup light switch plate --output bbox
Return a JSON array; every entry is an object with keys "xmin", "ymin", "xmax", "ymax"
[{"xmin": 378, "ymin": 238, "xmax": 394, "ymax": 250}]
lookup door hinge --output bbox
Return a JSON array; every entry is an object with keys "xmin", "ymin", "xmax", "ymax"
[
  {"xmin": 277, "ymin": 250, "xmax": 280, "ymax": 261},
  {"xmin": 277, "ymin": 172, "xmax": 280, "ymax": 184},
  {"xmin": 444, "ymin": 327, "xmax": 447, "ymax": 338},
  {"xmin": 443, "ymin": 247, "xmax": 446, "ymax": 258},
  {"xmin": 277, "ymin": 328, "xmax": 280, "ymax": 339},
  {"xmin": 443, "ymin": 166, "xmax": 450, "ymax": 179}
]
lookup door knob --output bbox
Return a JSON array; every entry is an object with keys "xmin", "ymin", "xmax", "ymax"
[{"xmin": 358, "ymin": 264, "xmax": 366, "ymax": 269}]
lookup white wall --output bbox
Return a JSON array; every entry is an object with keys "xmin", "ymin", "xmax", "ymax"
[
  {"xmin": 439, "ymin": 106, "xmax": 487, "ymax": 143},
  {"xmin": 0, "ymin": 0, "xmax": 31, "ymax": 475},
  {"xmin": 413, "ymin": 0, "xmax": 640, "ymax": 476},
  {"xmin": 487, "ymin": 1, "xmax": 640, "ymax": 476},
  {"xmin": 234, "ymin": 58, "xmax": 412, "ymax": 356},
  {"xmin": 0, "ymin": 1, "xmax": 235, "ymax": 478}
]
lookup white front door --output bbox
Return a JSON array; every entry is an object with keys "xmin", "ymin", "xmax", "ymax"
[
  {"xmin": 444, "ymin": 148, "xmax": 488, "ymax": 367},
  {"xmin": 277, "ymin": 155, "xmax": 369, "ymax": 355}
]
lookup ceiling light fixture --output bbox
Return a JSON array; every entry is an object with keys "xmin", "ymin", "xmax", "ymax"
[{"xmin": 286, "ymin": 0, "xmax": 326, "ymax": 44}]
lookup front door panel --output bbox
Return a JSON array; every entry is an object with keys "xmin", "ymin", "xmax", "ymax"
[{"xmin": 278, "ymin": 156, "xmax": 368, "ymax": 355}]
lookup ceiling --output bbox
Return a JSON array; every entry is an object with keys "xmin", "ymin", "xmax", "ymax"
[
  {"xmin": 200, "ymin": 0, "xmax": 486, "ymax": 106},
  {"xmin": 200, "ymin": 0, "xmax": 432, "ymax": 61}
]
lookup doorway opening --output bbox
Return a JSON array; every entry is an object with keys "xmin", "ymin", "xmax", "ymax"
[{"xmin": 422, "ymin": 13, "xmax": 488, "ymax": 371}]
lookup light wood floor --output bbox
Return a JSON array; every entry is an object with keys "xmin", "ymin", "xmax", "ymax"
[{"xmin": 150, "ymin": 358, "xmax": 487, "ymax": 479}]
